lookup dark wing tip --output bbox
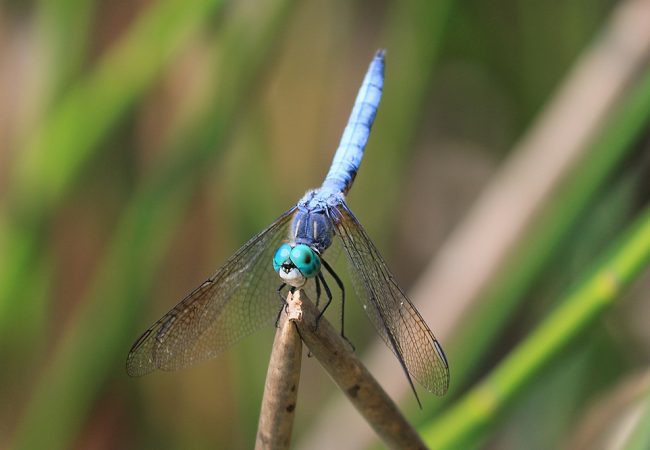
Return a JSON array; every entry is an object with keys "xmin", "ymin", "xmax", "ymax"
[
  {"xmin": 126, "ymin": 353, "xmax": 157, "ymax": 377},
  {"xmin": 126, "ymin": 353, "xmax": 148, "ymax": 377},
  {"xmin": 433, "ymin": 338, "xmax": 450, "ymax": 396},
  {"xmin": 434, "ymin": 371, "xmax": 450, "ymax": 396},
  {"xmin": 125, "ymin": 329, "xmax": 157, "ymax": 377}
]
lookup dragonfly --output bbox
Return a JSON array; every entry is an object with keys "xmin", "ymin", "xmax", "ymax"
[{"xmin": 126, "ymin": 50, "xmax": 449, "ymax": 402}]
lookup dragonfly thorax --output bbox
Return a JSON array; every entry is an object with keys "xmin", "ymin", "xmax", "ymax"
[
  {"xmin": 291, "ymin": 206, "xmax": 334, "ymax": 253},
  {"xmin": 273, "ymin": 243, "xmax": 321, "ymax": 287}
]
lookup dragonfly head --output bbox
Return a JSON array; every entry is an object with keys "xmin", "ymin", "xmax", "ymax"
[{"xmin": 273, "ymin": 243, "xmax": 321, "ymax": 287}]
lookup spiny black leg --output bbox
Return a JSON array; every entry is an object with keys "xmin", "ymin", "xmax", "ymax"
[
  {"xmin": 277, "ymin": 283, "xmax": 287, "ymax": 303},
  {"xmin": 322, "ymin": 258, "xmax": 354, "ymax": 351},
  {"xmin": 316, "ymin": 272, "xmax": 333, "ymax": 327},
  {"xmin": 286, "ymin": 286, "xmax": 296, "ymax": 314},
  {"xmin": 315, "ymin": 276, "xmax": 322, "ymax": 309},
  {"xmin": 275, "ymin": 283, "xmax": 287, "ymax": 327}
]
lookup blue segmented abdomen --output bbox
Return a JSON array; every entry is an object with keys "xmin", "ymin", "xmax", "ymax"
[{"xmin": 321, "ymin": 49, "xmax": 384, "ymax": 195}]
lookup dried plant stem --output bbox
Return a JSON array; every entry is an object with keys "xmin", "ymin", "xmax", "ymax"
[
  {"xmin": 293, "ymin": 290, "xmax": 426, "ymax": 450},
  {"xmin": 256, "ymin": 293, "xmax": 303, "ymax": 450}
]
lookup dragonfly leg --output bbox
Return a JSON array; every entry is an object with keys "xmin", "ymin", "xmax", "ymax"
[
  {"xmin": 275, "ymin": 283, "xmax": 287, "ymax": 327},
  {"xmin": 277, "ymin": 282, "xmax": 287, "ymax": 303},
  {"xmin": 315, "ymin": 276, "xmax": 322, "ymax": 308},
  {"xmin": 322, "ymin": 258, "xmax": 355, "ymax": 351},
  {"xmin": 316, "ymin": 272, "xmax": 333, "ymax": 328}
]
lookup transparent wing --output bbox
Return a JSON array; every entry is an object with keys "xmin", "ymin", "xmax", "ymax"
[
  {"xmin": 330, "ymin": 203, "xmax": 449, "ymax": 395},
  {"xmin": 126, "ymin": 207, "xmax": 296, "ymax": 376}
]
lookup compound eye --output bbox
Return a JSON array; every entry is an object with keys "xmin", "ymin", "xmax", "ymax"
[
  {"xmin": 273, "ymin": 243, "xmax": 293, "ymax": 272},
  {"xmin": 290, "ymin": 244, "xmax": 321, "ymax": 278}
]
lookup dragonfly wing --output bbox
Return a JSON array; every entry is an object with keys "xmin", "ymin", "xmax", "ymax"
[
  {"xmin": 330, "ymin": 203, "xmax": 449, "ymax": 395},
  {"xmin": 126, "ymin": 207, "xmax": 296, "ymax": 376}
]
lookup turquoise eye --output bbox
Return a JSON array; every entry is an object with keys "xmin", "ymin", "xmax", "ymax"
[
  {"xmin": 273, "ymin": 243, "xmax": 292, "ymax": 272},
  {"xmin": 290, "ymin": 244, "xmax": 321, "ymax": 278}
]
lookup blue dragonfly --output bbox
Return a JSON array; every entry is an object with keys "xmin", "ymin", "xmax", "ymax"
[{"xmin": 127, "ymin": 50, "xmax": 449, "ymax": 401}]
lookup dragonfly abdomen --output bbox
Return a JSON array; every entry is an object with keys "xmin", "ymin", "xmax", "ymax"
[{"xmin": 321, "ymin": 50, "xmax": 384, "ymax": 195}]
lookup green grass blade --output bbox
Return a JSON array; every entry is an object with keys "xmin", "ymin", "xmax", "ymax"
[
  {"xmin": 622, "ymin": 388, "xmax": 650, "ymax": 450},
  {"xmin": 10, "ymin": 2, "xmax": 296, "ymax": 449},
  {"xmin": 444, "ymin": 63, "xmax": 650, "ymax": 403},
  {"xmin": 34, "ymin": 0, "xmax": 96, "ymax": 101},
  {"xmin": 11, "ymin": 0, "xmax": 221, "ymax": 211},
  {"xmin": 421, "ymin": 204, "xmax": 650, "ymax": 448},
  {"xmin": 0, "ymin": 0, "xmax": 224, "ymax": 339}
]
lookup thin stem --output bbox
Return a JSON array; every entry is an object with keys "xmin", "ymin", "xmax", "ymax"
[
  {"xmin": 293, "ymin": 291, "xmax": 427, "ymax": 450},
  {"xmin": 34, "ymin": 0, "xmax": 95, "ymax": 102},
  {"xmin": 622, "ymin": 386, "xmax": 650, "ymax": 450},
  {"xmin": 256, "ymin": 293, "xmax": 303, "ymax": 450},
  {"xmin": 421, "ymin": 204, "xmax": 650, "ymax": 449}
]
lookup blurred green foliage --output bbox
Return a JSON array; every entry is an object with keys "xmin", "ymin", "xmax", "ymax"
[
  {"xmin": 2, "ymin": 0, "xmax": 650, "ymax": 449},
  {"xmin": 423, "ymin": 203, "xmax": 650, "ymax": 448}
]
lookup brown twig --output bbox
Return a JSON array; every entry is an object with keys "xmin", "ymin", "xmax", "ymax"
[
  {"xmin": 292, "ymin": 290, "xmax": 427, "ymax": 450},
  {"xmin": 256, "ymin": 293, "xmax": 304, "ymax": 450}
]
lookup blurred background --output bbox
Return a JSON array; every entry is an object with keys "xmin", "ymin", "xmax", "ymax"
[{"xmin": 2, "ymin": 0, "xmax": 650, "ymax": 448}]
